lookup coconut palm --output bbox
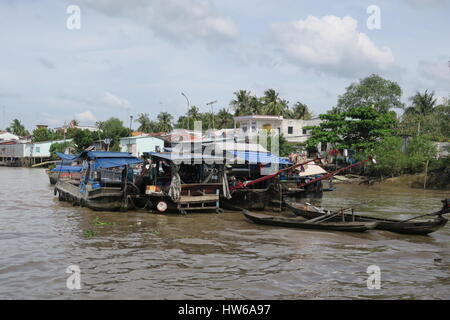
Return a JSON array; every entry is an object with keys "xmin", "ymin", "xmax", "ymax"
[
  {"xmin": 289, "ymin": 102, "xmax": 312, "ymax": 120},
  {"xmin": 261, "ymin": 89, "xmax": 287, "ymax": 116},
  {"xmin": 215, "ymin": 108, "xmax": 234, "ymax": 129},
  {"xmin": 405, "ymin": 90, "xmax": 437, "ymax": 116},
  {"xmin": 135, "ymin": 113, "xmax": 158, "ymax": 133},
  {"xmin": 156, "ymin": 112, "xmax": 173, "ymax": 133},
  {"xmin": 7, "ymin": 119, "xmax": 29, "ymax": 137},
  {"xmin": 230, "ymin": 90, "xmax": 253, "ymax": 116}
]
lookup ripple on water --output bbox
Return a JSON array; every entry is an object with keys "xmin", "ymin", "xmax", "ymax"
[{"xmin": 0, "ymin": 168, "xmax": 449, "ymax": 299}]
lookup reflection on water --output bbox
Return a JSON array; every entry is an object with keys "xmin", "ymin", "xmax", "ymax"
[{"xmin": 0, "ymin": 168, "xmax": 449, "ymax": 299}]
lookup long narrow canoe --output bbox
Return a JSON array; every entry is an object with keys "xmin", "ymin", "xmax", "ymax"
[
  {"xmin": 285, "ymin": 202, "xmax": 448, "ymax": 235},
  {"xmin": 242, "ymin": 210, "xmax": 377, "ymax": 233}
]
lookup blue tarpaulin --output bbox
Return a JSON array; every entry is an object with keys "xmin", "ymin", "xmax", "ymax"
[
  {"xmin": 91, "ymin": 157, "xmax": 143, "ymax": 170},
  {"xmin": 50, "ymin": 165, "xmax": 83, "ymax": 173},
  {"xmin": 55, "ymin": 152, "xmax": 78, "ymax": 161},
  {"xmin": 232, "ymin": 151, "xmax": 291, "ymax": 164},
  {"xmin": 56, "ymin": 151, "xmax": 142, "ymax": 170}
]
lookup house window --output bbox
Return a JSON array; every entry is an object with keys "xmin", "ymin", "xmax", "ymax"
[
  {"xmin": 288, "ymin": 126, "xmax": 293, "ymax": 134},
  {"xmin": 35, "ymin": 147, "xmax": 40, "ymax": 153},
  {"xmin": 302, "ymin": 129, "xmax": 307, "ymax": 135}
]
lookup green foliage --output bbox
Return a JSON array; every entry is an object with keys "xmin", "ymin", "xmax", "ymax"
[
  {"xmin": 306, "ymin": 106, "xmax": 396, "ymax": 151},
  {"xmin": 135, "ymin": 113, "xmax": 158, "ymax": 133},
  {"xmin": 31, "ymin": 127, "xmax": 63, "ymax": 142},
  {"xmin": 96, "ymin": 117, "xmax": 131, "ymax": 151},
  {"xmin": 368, "ymin": 135, "xmax": 437, "ymax": 177},
  {"xmin": 49, "ymin": 141, "xmax": 75, "ymax": 160},
  {"xmin": 6, "ymin": 119, "xmax": 29, "ymax": 137},
  {"xmin": 370, "ymin": 136, "xmax": 408, "ymax": 176},
  {"xmin": 405, "ymin": 135, "xmax": 437, "ymax": 172},
  {"xmin": 156, "ymin": 112, "xmax": 173, "ymax": 132},
  {"xmin": 404, "ymin": 90, "xmax": 437, "ymax": 116},
  {"xmin": 337, "ymin": 74, "xmax": 404, "ymax": 113},
  {"xmin": 399, "ymin": 96, "xmax": 450, "ymax": 141},
  {"xmin": 67, "ymin": 128, "xmax": 94, "ymax": 152}
]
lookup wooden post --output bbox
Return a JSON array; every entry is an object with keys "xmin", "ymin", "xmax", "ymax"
[{"xmin": 423, "ymin": 159, "xmax": 429, "ymax": 189}]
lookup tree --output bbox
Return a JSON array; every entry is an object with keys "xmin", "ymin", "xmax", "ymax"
[
  {"xmin": 406, "ymin": 135, "xmax": 437, "ymax": 172},
  {"xmin": 49, "ymin": 141, "xmax": 75, "ymax": 160},
  {"xmin": 135, "ymin": 113, "xmax": 158, "ymax": 133},
  {"xmin": 306, "ymin": 106, "xmax": 396, "ymax": 151},
  {"xmin": 215, "ymin": 108, "xmax": 234, "ymax": 129},
  {"xmin": 288, "ymin": 102, "xmax": 312, "ymax": 120},
  {"xmin": 96, "ymin": 117, "xmax": 131, "ymax": 151},
  {"xmin": 230, "ymin": 90, "xmax": 253, "ymax": 116},
  {"xmin": 405, "ymin": 90, "xmax": 437, "ymax": 116},
  {"xmin": 67, "ymin": 128, "xmax": 94, "ymax": 152},
  {"xmin": 156, "ymin": 112, "xmax": 173, "ymax": 133},
  {"xmin": 337, "ymin": 74, "xmax": 404, "ymax": 113},
  {"xmin": 370, "ymin": 135, "xmax": 408, "ymax": 177},
  {"xmin": 261, "ymin": 89, "xmax": 288, "ymax": 116},
  {"xmin": 6, "ymin": 119, "xmax": 29, "ymax": 137},
  {"xmin": 32, "ymin": 128, "xmax": 62, "ymax": 142}
]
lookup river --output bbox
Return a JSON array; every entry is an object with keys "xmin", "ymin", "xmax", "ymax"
[{"xmin": 0, "ymin": 167, "xmax": 449, "ymax": 299}]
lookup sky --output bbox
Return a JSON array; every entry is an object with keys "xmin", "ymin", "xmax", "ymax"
[{"xmin": 0, "ymin": 0, "xmax": 449, "ymax": 131}]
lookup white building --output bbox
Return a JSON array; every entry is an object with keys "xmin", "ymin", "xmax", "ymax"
[
  {"xmin": 119, "ymin": 135, "xmax": 164, "ymax": 157},
  {"xmin": 0, "ymin": 131, "xmax": 20, "ymax": 142},
  {"xmin": 234, "ymin": 115, "xmax": 322, "ymax": 143}
]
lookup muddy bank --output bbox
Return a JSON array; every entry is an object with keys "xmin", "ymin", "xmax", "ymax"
[{"xmin": 333, "ymin": 173, "xmax": 450, "ymax": 190}]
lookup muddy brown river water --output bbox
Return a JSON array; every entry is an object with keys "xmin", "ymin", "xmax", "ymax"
[{"xmin": 0, "ymin": 167, "xmax": 449, "ymax": 299}]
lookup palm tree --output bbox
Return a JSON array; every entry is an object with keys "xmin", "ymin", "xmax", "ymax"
[
  {"xmin": 135, "ymin": 113, "xmax": 157, "ymax": 133},
  {"xmin": 230, "ymin": 90, "xmax": 253, "ymax": 116},
  {"xmin": 289, "ymin": 102, "xmax": 312, "ymax": 120},
  {"xmin": 261, "ymin": 89, "xmax": 287, "ymax": 116},
  {"xmin": 156, "ymin": 112, "xmax": 173, "ymax": 133},
  {"xmin": 215, "ymin": 108, "xmax": 234, "ymax": 129},
  {"xmin": 7, "ymin": 119, "xmax": 29, "ymax": 136},
  {"xmin": 405, "ymin": 90, "xmax": 437, "ymax": 116}
]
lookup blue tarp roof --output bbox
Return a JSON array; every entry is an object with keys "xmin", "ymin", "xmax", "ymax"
[
  {"xmin": 91, "ymin": 157, "xmax": 143, "ymax": 170},
  {"xmin": 79, "ymin": 151, "xmax": 136, "ymax": 159},
  {"xmin": 55, "ymin": 151, "xmax": 142, "ymax": 170},
  {"xmin": 55, "ymin": 152, "xmax": 78, "ymax": 161},
  {"xmin": 50, "ymin": 165, "xmax": 83, "ymax": 173},
  {"xmin": 147, "ymin": 152, "xmax": 224, "ymax": 163},
  {"xmin": 232, "ymin": 151, "xmax": 291, "ymax": 164}
]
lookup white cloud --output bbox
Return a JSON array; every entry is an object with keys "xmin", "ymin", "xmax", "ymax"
[
  {"xmin": 74, "ymin": 110, "xmax": 97, "ymax": 123},
  {"xmin": 75, "ymin": 0, "xmax": 239, "ymax": 44},
  {"xmin": 101, "ymin": 92, "xmax": 132, "ymax": 110},
  {"xmin": 419, "ymin": 58, "xmax": 450, "ymax": 82},
  {"xmin": 269, "ymin": 15, "xmax": 395, "ymax": 78}
]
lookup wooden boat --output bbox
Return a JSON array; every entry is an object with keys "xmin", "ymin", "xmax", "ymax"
[
  {"xmin": 285, "ymin": 201, "xmax": 449, "ymax": 235},
  {"xmin": 242, "ymin": 210, "xmax": 377, "ymax": 233},
  {"xmin": 47, "ymin": 165, "xmax": 82, "ymax": 184},
  {"xmin": 134, "ymin": 152, "xmax": 225, "ymax": 214},
  {"xmin": 54, "ymin": 151, "xmax": 142, "ymax": 211}
]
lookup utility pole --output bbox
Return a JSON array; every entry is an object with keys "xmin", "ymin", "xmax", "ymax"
[
  {"xmin": 129, "ymin": 115, "xmax": 133, "ymax": 131},
  {"xmin": 206, "ymin": 100, "xmax": 217, "ymax": 129},
  {"xmin": 181, "ymin": 92, "xmax": 190, "ymax": 130}
]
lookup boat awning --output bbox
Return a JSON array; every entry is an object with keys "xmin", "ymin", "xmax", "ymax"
[
  {"xmin": 147, "ymin": 152, "xmax": 224, "ymax": 163},
  {"xmin": 50, "ymin": 165, "xmax": 83, "ymax": 173},
  {"xmin": 231, "ymin": 151, "xmax": 291, "ymax": 165},
  {"xmin": 91, "ymin": 157, "xmax": 143, "ymax": 170},
  {"xmin": 56, "ymin": 151, "xmax": 142, "ymax": 169},
  {"xmin": 55, "ymin": 152, "xmax": 78, "ymax": 161}
]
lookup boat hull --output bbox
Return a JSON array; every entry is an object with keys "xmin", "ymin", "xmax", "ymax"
[
  {"xmin": 243, "ymin": 210, "xmax": 377, "ymax": 232},
  {"xmin": 285, "ymin": 202, "xmax": 448, "ymax": 235}
]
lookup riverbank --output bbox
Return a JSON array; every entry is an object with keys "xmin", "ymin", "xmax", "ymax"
[{"xmin": 333, "ymin": 173, "xmax": 450, "ymax": 190}]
